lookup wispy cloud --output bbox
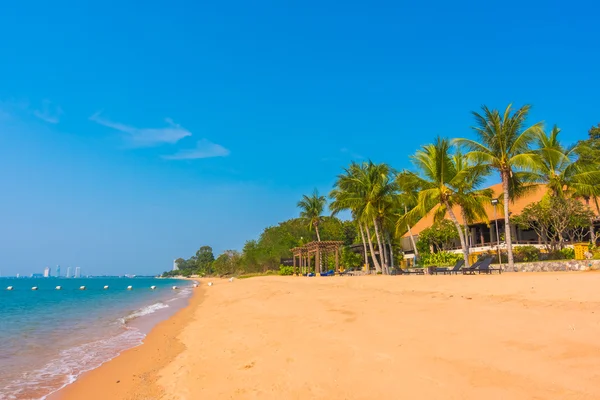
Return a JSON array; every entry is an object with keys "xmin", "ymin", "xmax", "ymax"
[
  {"xmin": 34, "ymin": 100, "xmax": 63, "ymax": 124},
  {"xmin": 163, "ymin": 139, "xmax": 230, "ymax": 160},
  {"xmin": 340, "ymin": 147, "xmax": 363, "ymax": 160},
  {"xmin": 90, "ymin": 112, "xmax": 191, "ymax": 147}
]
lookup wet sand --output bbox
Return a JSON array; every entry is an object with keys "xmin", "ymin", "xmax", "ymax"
[{"xmin": 56, "ymin": 272, "xmax": 600, "ymax": 400}]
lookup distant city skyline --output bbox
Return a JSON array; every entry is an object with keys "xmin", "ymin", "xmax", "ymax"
[
  {"xmin": 66, "ymin": 266, "xmax": 71, "ymax": 278},
  {"xmin": 43, "ymin": 267, "xmax": 51, "ymax": 278},
  {"xmin": 74, "ymin": 267, "xmax": 81, "ymax": 279}
]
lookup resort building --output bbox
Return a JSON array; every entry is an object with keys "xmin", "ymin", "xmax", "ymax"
[{"xmin": 401, "ymin": 184, "xmax": 600, "ymax": 263}]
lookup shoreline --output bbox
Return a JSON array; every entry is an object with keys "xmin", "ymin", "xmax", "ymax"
[{"xmin": 49, "ymin": 283, "xmax": 203, "ymax": 400}]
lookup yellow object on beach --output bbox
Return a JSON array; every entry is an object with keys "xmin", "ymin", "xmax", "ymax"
[{"xmin": 573, "ymin": 243, "xmax": 588, "ymax": 260}]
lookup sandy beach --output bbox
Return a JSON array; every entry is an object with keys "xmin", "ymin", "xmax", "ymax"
[{"xmin": 55, "ymin": 272, "xmax": 600, "ymax": 400}]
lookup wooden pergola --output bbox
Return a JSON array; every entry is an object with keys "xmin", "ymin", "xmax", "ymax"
[{"xmin": 291, "ymin": 241, "xmax": 343, "ymax": 275}]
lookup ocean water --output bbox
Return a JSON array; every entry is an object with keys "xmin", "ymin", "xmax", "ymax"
[{"xmin": 0, "ymin": 277, "xmax": 193, "ymax": 400}]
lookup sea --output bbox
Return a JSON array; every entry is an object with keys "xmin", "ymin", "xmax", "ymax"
[{"xmin": 0, "ymin": 277, "xmax": 193, "ymax": 400}]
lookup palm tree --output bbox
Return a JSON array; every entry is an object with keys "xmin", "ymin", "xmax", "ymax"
[
  {"xmin": 297, "ymin": 189, "xmax": 326, "ymax": 242},
  {"xmin": 451, "ymin": 151, "xmax": 494, "ymax": 254},
  {"xmin": 534, "ymin": 126, "xmax": 600, "ymax": 243},
  {"xmin": 330, "ymin": 161, "xmax": 397, "ymax": 274},
  {"xmin": 455, "ymin": 104, "xmax": 543, "ymax": 269},
  {"xmin": 395, "ymin": 174, "xmax": 422, "ymax": 259},
  {"xmin": 402, "ymin": 137, "xmax": 483, "ymax": 268}
]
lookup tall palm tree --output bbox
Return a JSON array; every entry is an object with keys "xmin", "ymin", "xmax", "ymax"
[
  {"xmin": 297, "ymin": 189, "xmax": 326, "ymax": 242},
  {"xmin": 451, "ymin": 151, "xmax": 494, "ymax": 254},
  {"xmin": 395, "ymin": 174, "xmax": 422, "ymax": 259},
  {"xmin": 330, "ymin": 163, "xmax": 381, "ymax": 272},
  {"xmin": 403, "ymin": 137, "xmax": 481, "ymax": 268},
  {"xmin": 455, "ymin": 104, "xmax": 543, "ymax": 269},
  {"xmin": 330, "ymin": 161, "xmax": 397, "ymax": 274},
  {"xmin": 534, "ymin": 126, "xmax": 600, "ymax": 242}
]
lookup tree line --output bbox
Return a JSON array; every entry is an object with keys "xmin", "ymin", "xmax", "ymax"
[{"xmin": 163, "ymin": 104, "xmax": 600, "ymax": 277}]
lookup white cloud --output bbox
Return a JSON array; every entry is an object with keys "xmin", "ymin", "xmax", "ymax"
[
  {"xmin": 90, "ymin": 112, "xmax": 191, "ymax": 147},
  {"xmin": 34, "ymin": 100, "xmax": 63, "ymax": 124},
  {"xmin": 163, "ymin": 139, "xmax": 230, "ymax": 160}
]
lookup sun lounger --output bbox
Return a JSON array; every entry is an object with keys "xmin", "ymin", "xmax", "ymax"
[
  {"xmin": 432, "ymin": 259, "xmax": 464, "ymax": 275},
  {"xmin": 476, "ymin": 259, "xmax": 502, "ymax": 274},
  {"xmin": 462, "ymin": 257, "xmax": 493, "ymax": 275},
  {"xmin": 399, "ymin": 268, "xmax": 425, "ymax": 275},
  {"xmin": 461, "ymin": 258, "xmax": 484, "ymax": 275}
]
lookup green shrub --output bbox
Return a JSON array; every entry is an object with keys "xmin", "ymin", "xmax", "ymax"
[
  {"xmin": 419, "ymin": 251, "xmax": 462, "ymax": 266},
  {"xmin": 513, "ymin": 246, "xmax": 540, "ymax": 262},
  {"xmin": 278, "ymin": 265, "xmax": 295, "ymax": 276}
]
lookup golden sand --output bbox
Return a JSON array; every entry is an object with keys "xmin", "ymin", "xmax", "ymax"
[{"xmin": 55, "ymin": 272, "xmax": 600, "ymax": 400}]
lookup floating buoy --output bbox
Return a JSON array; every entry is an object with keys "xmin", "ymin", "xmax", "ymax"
[
  {"xmin": 7, "ymin": 286, "xmax": 13, "ymax": 291},
  {"xmin": 79, "ymin": 286, "xmax": 86, "ymax": 290},
  {"xmin": 55, "ymin": 286, "xmax": 62, "ymax": 290},
  {"xmin": 172, "ymin": 286, "xmax": 178, "ymax": 290},
  {"xmin": 103, "ymin": 285, "xmax": 109, "ymax": 290},
  {"xmin": 127, "ymin": 286, "xmax": 133, "ymax": 290},
  {"xmin": 208, "ymin": 282, "xmax": 213, "ymax": 287},
  {"xmin": 150, "ymin": 285, "xmax": 156, "ymax": 290},
  {"xmin": 31, "ymin": 286, "xmax": 38, "ymax": 291}
]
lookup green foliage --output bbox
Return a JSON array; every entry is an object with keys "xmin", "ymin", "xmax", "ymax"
[
  {"xmin": 212, "ymin": 250, "xmax": 241, "ymax": 276},
  {"xmin": 340, "ymin": 246, "xmax": 362, "ymax": 270},
  {"xmin": 513, "ymin": 246, "xmax": 540, "ymax": 262},
  {"xmin": 161, "ymin": 216, "xmax": 352, "ymax": 277},
  {"xmin": 279, "ymin": 265, "xmax": 295, "ymax": 276},
  {"xmin": 559, "ymin": 247, "xmax": 575, "ymax": 260},
  {"xmin": 419, "ymin": 251, "xmax": 462, "ymax": 267},
  {"xmin": 512, "ymin": 196, "xmax": 594, "ymax": 251},
  {"xmin": 417, "ymin": 219, "xmax": 459, "ymax": 252}
]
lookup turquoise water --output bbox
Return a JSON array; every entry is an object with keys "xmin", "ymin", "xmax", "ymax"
[{"xmin": 0, "ymin": 277, "xmax": 193, "ymax": 400}]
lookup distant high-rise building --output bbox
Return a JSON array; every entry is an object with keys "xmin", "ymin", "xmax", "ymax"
[
  {"xmin": 43, "ymin": 267, "xmax": 51, "ymax": 278},
  {"xmin": 16, "ymin": 273, "xmax": 20, "ymax": 278},
  {"xmin": 66, "ymin": 267, "xmax": 72, "ymax": 278},
  {"xmin": 56, "ymin": 265, "xmax": 61, "ymax": 277},
  {"xmin": 74, "ymin": 267, "xmax": 81, "ymax": 278},
  {"xmin": 172, "ymin": 259, "xmax": 179, "ymax": 271}
]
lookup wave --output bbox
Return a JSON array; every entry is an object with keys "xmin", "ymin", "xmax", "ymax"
[
  {"xmin": 0, "ymin": 328, "xmax": 145, "ymax": 400},
  {"xmin": 120, "ymin": 302, "xmax": 170, "ymax": 324}
]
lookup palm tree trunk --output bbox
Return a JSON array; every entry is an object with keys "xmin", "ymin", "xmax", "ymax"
[
  {"xmin": 502, "ymin": 171, "xmax": 515, "ymax": 268},
  {"xmin": 584, "ymin": 198, "xmax": 595, "ymax": 245},
  {"xmin": 364, "ymin": 223, "xmax": 382, "ymax": 273},
  {"xmin": 404, "ymin": 206, "xmax": 419, "ymax": 259},
  {"xmin": 444, "ymin": 200, "xmax": 470, "ymax": 268},
  {"xmin": 461, "ymin": 207, "xmax": 470, "ymax": 256},
  {"xmin": 315, "ymin": 223, "xmax": 321, "ymax": 242},
  {"xmin": 386, "ymin": 232, "xmax": 395, "ymax": 269},
  {"xmin": 359, "ymin": 223, "xmax": 369, "ymax": 267},
  {"xmin": 373, "ymin": 217, "xmax": 388, "ymax": 274}
]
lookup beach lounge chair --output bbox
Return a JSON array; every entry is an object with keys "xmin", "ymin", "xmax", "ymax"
[
  {"xmin": 476, "ymin": 259, "xmax": 502, "ymax": 274},
  {"xmin": 398, "ymin": 267, "xmax": 425, "ymax": 275},
  {"xmin": 462, "ymin": 257, "xmax": 492, "ymax": 275},
  {"xmin": 432, "ymin": 259, "xmax": 464, "ymax": 275}
]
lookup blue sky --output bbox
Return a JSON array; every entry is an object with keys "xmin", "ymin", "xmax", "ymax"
[{"xmin": 1, "ymin": 0, "xmax": 598, "ymax": 276}]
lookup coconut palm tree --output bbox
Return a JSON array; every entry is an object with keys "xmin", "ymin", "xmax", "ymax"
[
  {"xmin": 455, "ymin": 104, "xmax": 543, "ymax": 269},
  {"xmin": 330, "ymin": 161, "xmax": 397, "ymax": 274},
  {"xmin": 395, "ymin": 174, "xmax": 423, "ymax": 259},
  {"xmin": 533, "ymin": 126, "xmax": 600, "ymax": 243},
  {"xmin": 451, "ymin": 151, "xmax": 494, "ymax": 254},
  {"xmin": 402, "ymin": 137, "xmax": 492, "ymax": 268},
  {"xmin": 330, "ymin": 163, "xmax": 382, "ymax": 272},
  {"xmin": 297, "ymin": 189, "xmax": 326, "ymax": 242}
]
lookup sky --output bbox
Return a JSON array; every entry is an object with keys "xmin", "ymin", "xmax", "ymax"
[{"xmin": 0, "ymin": 0, "xmax": 598, "ymax": 276}]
